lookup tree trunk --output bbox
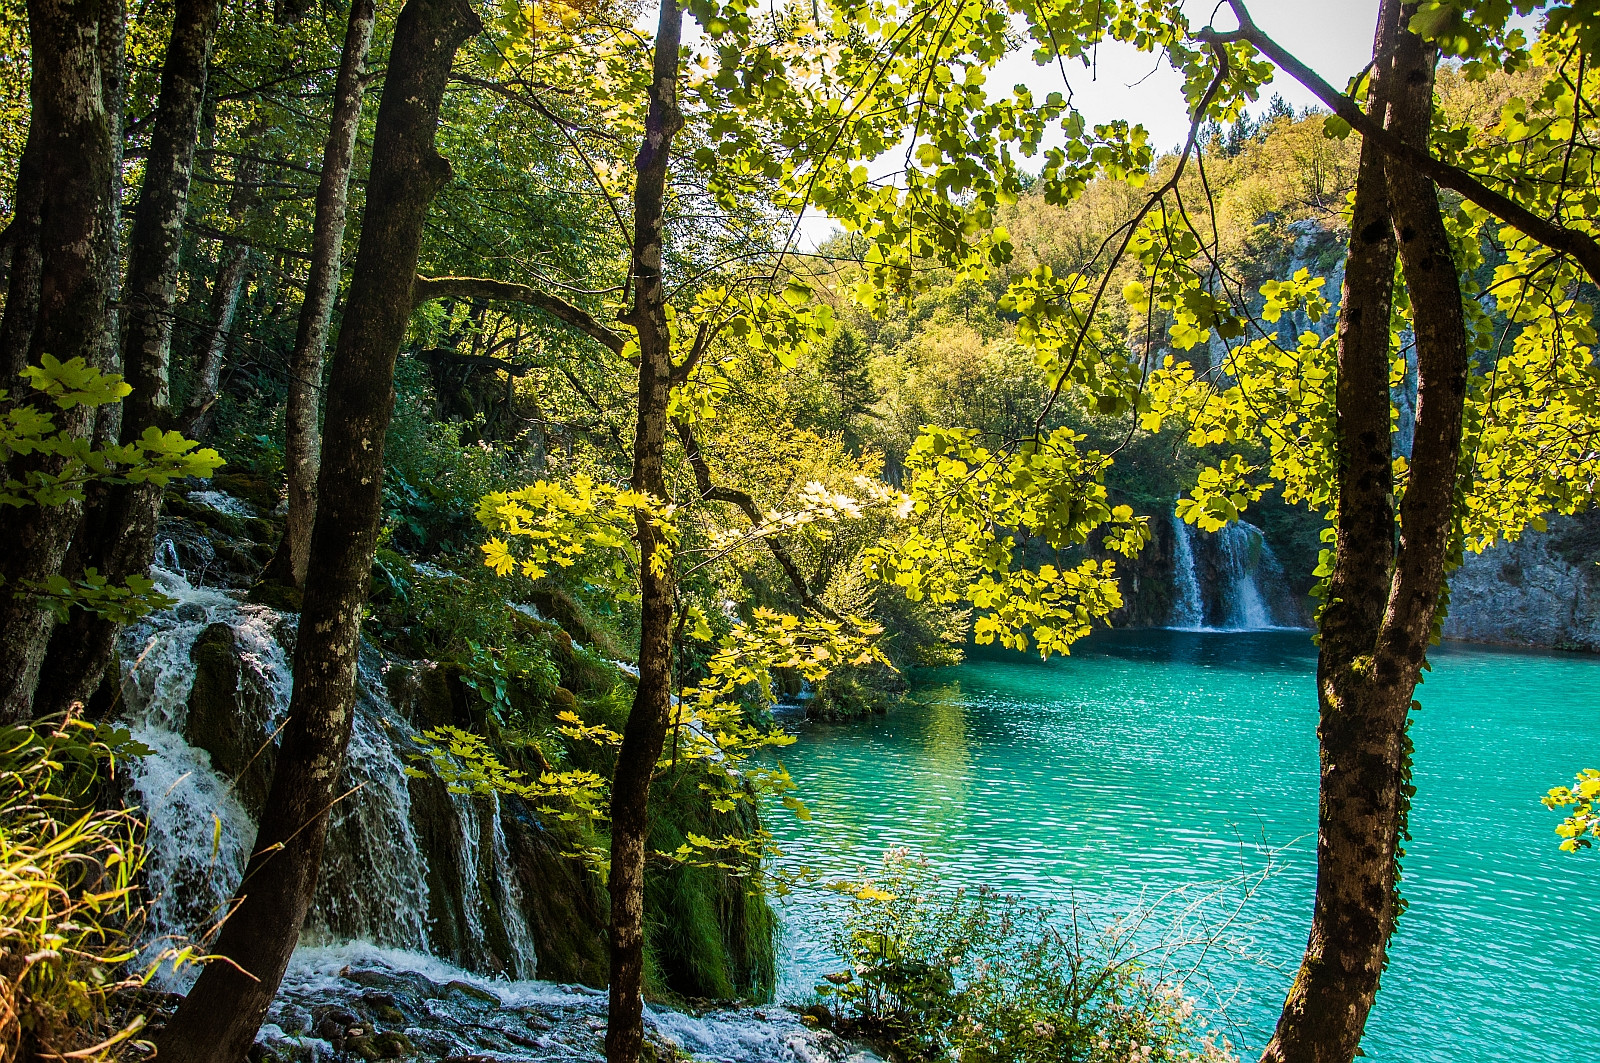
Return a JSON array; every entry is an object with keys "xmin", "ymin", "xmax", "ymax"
[
  {"xmin": 0, "ymin": 0, "xmax": 124, "ymax": 722},
  {"xmin": 606, "ymin": 4, "xmax": 683, "ymax": 1061},
  {"xmin": 1260, "ymin": 5, "xmax": 1468, "ymax": 1061},
  {"xmin": 27, "ymin": 0, "xmax": 220, "ymax": 719},
  {"xmin": 261, "ymin": 0, "xmax": 377, "ymax": 588},
  {"xmin": 0, "ymin": 151, "xmax": 44, "ymax": 393},
  {"xmin": 151, "ymin": 0, "xmax": 480, "ymax": 1057},
  {"xmin": 177, "ymin": 146, "xmax": 264, "ymax": 436},
  {"xmin": 176, "ymin": 239, "xmax": 248, "ymax": 434}
]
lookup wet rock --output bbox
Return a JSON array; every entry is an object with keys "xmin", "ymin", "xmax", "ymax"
[
  {"xmin": 183, "ymin": 621, "xmax": 279, "ymax": 817},
  {"xmin": 444, "ymin": 979, "xmax": 501, "ymax": 1005}
]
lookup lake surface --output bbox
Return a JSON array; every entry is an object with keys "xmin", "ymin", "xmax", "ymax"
[{"xmin": 766, "ymin": 629, "xmax": 1600, "ymax": 1062}]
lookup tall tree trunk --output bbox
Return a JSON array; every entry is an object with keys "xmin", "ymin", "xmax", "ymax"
[
  {"xmin": 177, "ymin": 149, "xmax": 263, "ymax": 435},
  {"xmin": 0, "ymin": 152, "xmax": 44, "ymax": 392},
  {"xmin": 606, "ymin": 3, "xmax": 683, "ymax": 1061},
  {"xmin": 28, "ymin": 0, "xmax": 220, "ymax": 718},
  {"xmin": 1260, "ymin": 5, "xmax": 1468, "ymax": 1061},
  {"xmin": 262, "ymin": 0, "xmax": 378, "ymax": 589},
  {"xmin": 0, "ymin": 0, "xmax": 124, "ymax": 722},
  {"xmin": 151, "ymin": 0, "xmax": 480, "ymax": 1057}
]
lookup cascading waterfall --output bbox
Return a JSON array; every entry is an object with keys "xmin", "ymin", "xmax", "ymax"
[
  {"xmin": 121, "ymin": 547, "xmax": 438, "ymax": 982},
  {"xmin": 1168, "ymin": 514, "xmax": 1206, "ymax": 630},
  {"xmin": 109, "ymin": 495, "xmax": 872, "ymax": 1061},
  {"xmin": 1166, "ymin": 518, "xmax": 1295, "ymax": 630},
  {"xmin": 1216, "ymin": 522, "xmax": 1273, "ymax": 630}
]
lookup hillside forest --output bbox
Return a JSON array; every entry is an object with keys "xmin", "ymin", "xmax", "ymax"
[{"xmin": 2, "ymin": 0, "xmax": 1600, "ymax": 1061}]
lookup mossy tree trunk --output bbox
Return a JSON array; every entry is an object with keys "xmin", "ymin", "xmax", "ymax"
[
  {"xmin": 606, "ymin": 3, "xmax": 684, "ymax": 1060},
  {"xmin": 151, "ymin": 0, "xmax": 480, "ymax": 1057},
  {"xmin": 1260, "ymin": 3, "xmax": 1469, "ymax": 1060},
  {"xmin": 262, "ymin": 0, "xmax": 379, "ymax": 589},
  {"xmin": 0, "ymin": 0, "xmax": 125, "ymax": 721},
  {"xmin": 29, "ymin": 0, "xmax": 222, "ymax": 718}
]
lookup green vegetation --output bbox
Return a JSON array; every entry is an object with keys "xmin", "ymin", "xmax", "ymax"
[
  {"xmin": 816, "ymin": 852, "xmax": 1235, "ymax": 1063},
  {"xmin": 4, "ymin": 0, "xmax": 1600, "ymax": 1060},
  {"xmin": 0, "ymin": 717, "xmax": 155, "ymax": 1061}
]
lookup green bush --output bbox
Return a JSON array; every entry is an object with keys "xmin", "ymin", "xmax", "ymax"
[{"xmin": 818, "ymin": 852, "xmax": 1236, "ymax": 1063}]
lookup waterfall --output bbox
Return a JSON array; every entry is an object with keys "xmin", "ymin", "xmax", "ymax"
[
  {"xmin": 1217, "ymin": 523, "xmax": 1273, "ymax": 629},
  {"xmin": 1167, "ymin": 517, "xmax": 1296, "ymax": 630},
  {"xmin": 1168, "ymin": 515, "xmax": 1206, "ymax": 630},
  {"xmin": 121, "ymin": 547, "xmax": 440, "ymax": 983}
]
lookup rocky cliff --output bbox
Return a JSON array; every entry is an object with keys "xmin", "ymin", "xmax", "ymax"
[{"xmin": 1444, "ymin": 511, "xmax": 1600, "ymax": 652}]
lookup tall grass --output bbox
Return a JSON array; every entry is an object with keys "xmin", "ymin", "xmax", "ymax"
[{"xmin": 0, "ymin": 715, "xmax": 151, "ymax": 1062}]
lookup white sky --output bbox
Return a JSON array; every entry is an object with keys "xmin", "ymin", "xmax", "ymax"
[
  {"xmin": 993, "ymin": 0, "xmax": 1382, "ymax": 152},
  {"xmin": 786, "ymin": 0, "xmax": 1386, "ymax": 246}
]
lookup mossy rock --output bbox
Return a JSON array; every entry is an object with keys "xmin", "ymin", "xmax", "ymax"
[
  {"xmin": 247, "ymin": 578, "xmax": 304, "ymax": 612},
  {"xmin": 643, "ymin": 772, "xmax": 777, "ymax": 1003},
  {"xmin": 184, "ymin": 623, "xmax": 278, "ymax": 816}
]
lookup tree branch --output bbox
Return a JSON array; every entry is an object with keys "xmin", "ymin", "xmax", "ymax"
[
  {"xmin": 1198, "ymin": 0, "xmax": 1600, "ymax": 286},
  {"xmin": 412, "ymin": 274, "xmax": 628, "ymax": 354},
  {"xmin": 673, "ymin": 417, "xmax": 837, "ymax": 620}
]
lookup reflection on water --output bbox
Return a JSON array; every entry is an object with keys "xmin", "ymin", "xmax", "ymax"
[{"xmin": 769, "ymin": 630, "xmax": 1600, "ymax": 1063}]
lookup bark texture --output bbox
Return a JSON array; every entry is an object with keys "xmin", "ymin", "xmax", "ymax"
[
  {"xmin": 0, "ymin": 0, "xmax": 124, "ymax": 722},
  {"xmin": 262, "ymin": 0, "xmax": 378, "ymax": 588},
  {"xmin": 178, "ymin": 149, "xmax": 263, "ymax": 435},
  {"xmin": 1260, "ymin": 4, "xmax": 1469, "ymax": 1061},
  {"xmin": 606, "ymin": 4, "xmax": 684, "ymax": 1060},
  {"xmin": 151, "ymin": 0, "xmax": 481, "ymax": 1057},
  {"xmin": 29, "ymin": 0, "xmax": 220, "ymax": 718}
]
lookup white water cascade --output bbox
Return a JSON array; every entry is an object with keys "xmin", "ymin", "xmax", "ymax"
[
  {"xmin": 1166, "ymin": 517, "xmax": 1295, "ymax": 630},
  {"xmin": 120, "ymin": 550, "xmax": 437, "ymax": 983},
  {"xmin": 111, "ymin": 500, "xmax": 870, "ymax": 1061},
  {"xmin": 1168, "ymin": 514, "xmax": 1206, "ymax": 629}
]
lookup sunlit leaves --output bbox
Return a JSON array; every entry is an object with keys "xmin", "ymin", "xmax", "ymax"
[
  {"xmin": 1544, "ymin": 768, "xmax": 1600, "ymax": 851},
  {"xmin": 861, "ymin": 425, "xmax": 1144, "ymax": 657}
]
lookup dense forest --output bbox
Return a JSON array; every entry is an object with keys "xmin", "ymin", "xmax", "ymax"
[{"xmin": 2, "ymin": 0, "xmax": 1600, "ymax": 1061}]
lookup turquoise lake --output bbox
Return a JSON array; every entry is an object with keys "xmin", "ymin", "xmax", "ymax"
[{"xmin": 766, "ymin": 629, "xmax": 1600, "ymax": 1061}]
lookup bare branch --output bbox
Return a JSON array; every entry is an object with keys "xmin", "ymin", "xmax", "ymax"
[{"xmin": 412, "ymin": 274, "xmax": 629, "ymax": 355}]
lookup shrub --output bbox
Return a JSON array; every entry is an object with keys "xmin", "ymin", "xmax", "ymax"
[{"xmin": 817, "ymin": 851, "xmax": 1236, "ymax": 1063}]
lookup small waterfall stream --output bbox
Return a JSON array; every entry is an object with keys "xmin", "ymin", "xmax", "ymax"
[
  {"xmin": 118, "ymin": 559, "xmax": 435, "ymax": 982},
  {"xmin": 1166, "ymin": 517, "xmax": 1299, "ymax": 630},
  {"xmin": 1169, "ymin": 514, "xmax": 1206, "ymax": 629}
]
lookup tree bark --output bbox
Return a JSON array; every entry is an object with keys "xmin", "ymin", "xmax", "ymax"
[
  {"xmin": 1260, "ymin": 4, "xmax": 1468, "ymax": 1061},
  {"xmin": 0, "ymin": 0, "xmax": 124, "ymax": 722},
  {"xmin": 606, "ymin": 4, "xmax": 684, "ymax": 1061},
  {"xmin": 177, "ymin": 147, "xmax": 263, "ymax": 436},
  {"xmin": 151, "ymin": 0, "xmax": 480, "ymax": 1057},
  {"xmin": 27, "ymin": 0, "xmax": 220, "ymax": 719},
  {"xmin": 261, "ymin": 0, "xmax": 378, "ymax": 589}
]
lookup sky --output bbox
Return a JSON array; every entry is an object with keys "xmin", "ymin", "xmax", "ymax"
[{"xmin": 992, "ymin": 0, "xmax": 1383, "ymax": 152}]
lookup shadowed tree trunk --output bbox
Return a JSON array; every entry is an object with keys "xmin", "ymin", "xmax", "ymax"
[
  {"xmin": 28, "ymin": 0, "xmax": 221, "ymax": 718},
  {"xmin": 177, "ymin": 149, "xmax": 263, "ymax": 435},
  {"xmin": 1261, "ymin": 3, "xmax": 1469, "ymax": 1060},
  {"xmin": 606, "ymin": 2, "xmax": 683, "ymax": 1060},
  {"xmin": 0, "ymin": 0, "xmax": 125, "ymax": 722},
  {"xmin": 261, "ymin": 0, "xmax": 378, "ymax": 589},
  {"xmin": 151, "ymin": 0, "xmax": 481, "ymax": 1057}
]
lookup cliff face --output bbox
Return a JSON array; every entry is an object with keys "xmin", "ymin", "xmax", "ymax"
[{"xmin": 1444, "ymin": 512, "xmax": 1600, "ymax": 652}]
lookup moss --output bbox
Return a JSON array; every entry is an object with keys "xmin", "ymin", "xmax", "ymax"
[
  {"xmin": 808, "ymin": 667, "xmax": 902, "ymax": 722},
  {"xmin": 246, "ymin": 578, "xmax": 303, "ymax": 612},
  {"xmin": 642, "ymin": 770, "xmax": 777, "ymax": 1004}
]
